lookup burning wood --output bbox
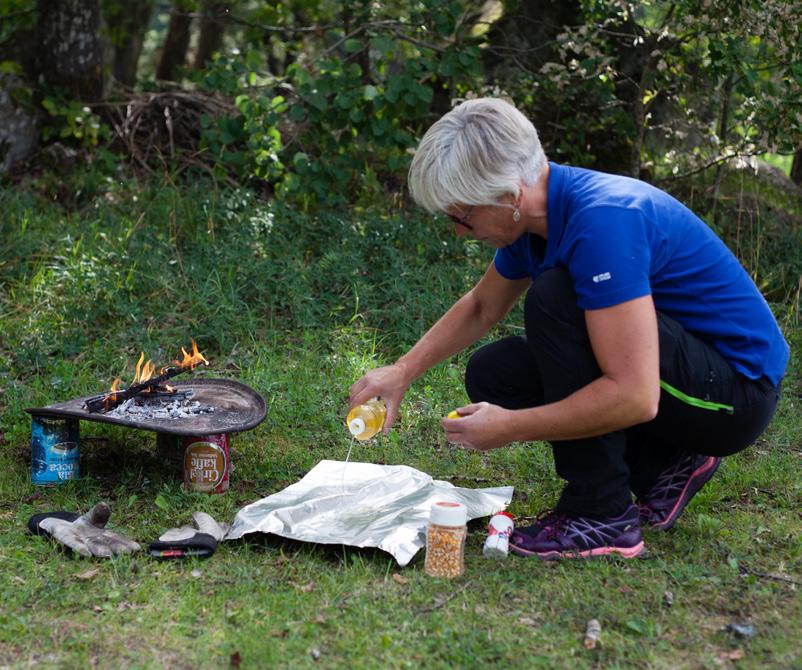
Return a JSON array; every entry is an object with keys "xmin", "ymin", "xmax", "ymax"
[{"xmin": 83, "ymin": 340, "xmax": 208, "ymax": 413}]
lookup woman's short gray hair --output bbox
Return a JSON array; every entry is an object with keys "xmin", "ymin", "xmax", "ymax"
[{"xmin": 408, "ymin": 97, "xmax": 547, "ymax": 213}]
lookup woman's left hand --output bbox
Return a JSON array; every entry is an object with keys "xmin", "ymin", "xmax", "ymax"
[{"xmin": 441, "ymin": 402, "xmax": 514, "ymax": 451}]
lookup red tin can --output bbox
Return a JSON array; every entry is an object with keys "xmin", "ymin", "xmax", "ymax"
[{"xmin": 181, "ymin": 433, "xmax": 230, "ymax": 494}]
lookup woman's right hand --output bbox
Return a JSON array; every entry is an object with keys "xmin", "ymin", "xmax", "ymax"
[{"xmin": 349, "ymin": 363, "xmax": 412, "ymax": 433}]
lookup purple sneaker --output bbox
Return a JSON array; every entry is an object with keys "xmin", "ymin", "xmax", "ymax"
[
  {"xmin": 638, "ymin": 453, "xmax": 722, "ymax": 530},
  {"xmin": 509, "ymin": 504, "xmax": 644, "ymax": 560}
]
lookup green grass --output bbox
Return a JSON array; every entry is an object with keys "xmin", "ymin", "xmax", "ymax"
[{"xmin": 1, "ymin": 169, "xmax": 800, "ymax": 669}]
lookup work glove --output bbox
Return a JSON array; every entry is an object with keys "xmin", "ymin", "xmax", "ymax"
[
  {"xmin": 148, "ymin": 511, "xmax": 230, "ymax": 560},
  {"xmin": 29, "ymin": 502, "xmax": 141, "ymax": 558}
]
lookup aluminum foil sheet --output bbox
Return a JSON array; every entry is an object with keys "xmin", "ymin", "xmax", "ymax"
[{"xmin": 225, "ymin": 460, "xmax": 513, "ymax": 566}]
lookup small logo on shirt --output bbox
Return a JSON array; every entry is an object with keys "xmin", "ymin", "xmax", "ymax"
[{"xmin": 592, "ymin": 272, "xmax": 612, "ymax": 283}]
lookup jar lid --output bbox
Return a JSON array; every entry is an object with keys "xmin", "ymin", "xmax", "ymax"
[{"xmin": 430, "ymin": 501, "xmax": 467, "ymax": 526}]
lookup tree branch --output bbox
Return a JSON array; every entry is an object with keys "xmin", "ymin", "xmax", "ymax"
[
  {"xmin": 390, "ymin": 27, "xmax": 447, "ymax": 54},
  {"xmin": 656, "ymin": 148, "xmax": 768, "ymax": 183},
  {"xmin": 0, "ymin": 7, "xmax": 36, "ymax": 21},
  {"xmin": 176, "ymin": 10, "xmax": 332, "ymax": 34}
]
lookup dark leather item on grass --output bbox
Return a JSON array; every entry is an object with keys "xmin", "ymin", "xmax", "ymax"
[
  {"xmin": 28, "ymin": 511, "xmax": 80, "ymax": 536},
  {"xmin": 148, "ymin": 533, "xmax": 219, "ymax": 560}
]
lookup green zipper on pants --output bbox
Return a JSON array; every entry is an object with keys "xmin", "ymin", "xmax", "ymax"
[{"xmin": 659, "ymin": 380, "xmax": 735, "ymax": 414}]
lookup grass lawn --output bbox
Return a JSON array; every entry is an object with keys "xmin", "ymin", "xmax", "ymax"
[{"xmin": 1, "ymin": 172, "xmax": 800, "ymax": 669}]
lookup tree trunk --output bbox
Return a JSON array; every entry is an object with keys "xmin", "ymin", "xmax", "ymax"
[
  {"xmin": 483, "ymin": 1, "xmax": 601, "ymax": 162},
  {"xmin": 483, "ymin": 0, "xmax": 581, "ymax": 75},
  {"xmin": 37, "ymin": 0, "xmax": 103, "ymax": 100},
  {"xmin": 193, "ymin": 1, "xmax": 229, "ymax": 69},
  {"xmin": 629, "ymin": 63, "xmax": 649, "ymax": 179},
  {"xmin": 712, "ymin": 71, "xmax": 734, "ymax": 227},
  {"xmin": 0, "ymin": 75, "xmax": 39, "ymax": 173},
  {"xmin": 0, "ymin": 11, "xmax": 37, "ymax": 78},
  {"xmin": 483, "ymin": 2, "xmax": 653, "ymax": 175},
  {"xmin": 108, "ymin": 0, "xmax": 155, "ymax": 88},
  {"xmin": 603, "ymin": 19, "xmax": 650, "ymax": 176},
  {"xmin": 156, "ymin": 7, "xmax": 192, "ymax": 82},
  {"xmin": 791, "ymin": 148, "xmax": 802, "ymax": 186}
]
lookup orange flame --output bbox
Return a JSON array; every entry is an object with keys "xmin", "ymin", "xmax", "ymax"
[
  {"xmin": 103, "ymin": 378, "xmax": 123, "ymax": 409},
  {"xmin": 109, "ymin": 340, "xmax": 208, "ymax": 394},
  {"xmin": 133, "ymin": 351, "xmax": 157, "ymax": 384},
  {"xmin": 173, "ymin": 339, "xmax": 209, "ymax": 370}
]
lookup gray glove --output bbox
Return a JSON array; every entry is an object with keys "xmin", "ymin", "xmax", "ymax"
[
  {"xmin": 149, "ymin": 512, "xmax": 230, "ymax": 560},
  {"xmin": 38, "ymin": 502, "xmax": 141, "ymax": 558},
  {"xmin": 158, "ymin": 512, "xmax": 230, "ymax": 543}
]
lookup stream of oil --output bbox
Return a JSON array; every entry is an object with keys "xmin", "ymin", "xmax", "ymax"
[{"xmin": 341, "ymin": 435, "xmax": 356, "ymax": 492}]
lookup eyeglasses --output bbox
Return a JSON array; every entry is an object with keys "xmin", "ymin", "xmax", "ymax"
[{"xmin": 446, "ymin": 207, "xmax": 474, "ymax": 231}]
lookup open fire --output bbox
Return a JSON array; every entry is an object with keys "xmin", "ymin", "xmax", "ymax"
[{"xmin": 83, "ymin": 340, "xmax": 209, "ymax": 413}]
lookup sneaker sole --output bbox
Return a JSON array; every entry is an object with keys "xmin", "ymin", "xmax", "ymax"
[
  {"xmin": 650, "ymin": 456, "xmax": 721, "ymax": 531},
  {"xmin": 509, "ymin": 540, "xmax": 645, "ymax": 560}
]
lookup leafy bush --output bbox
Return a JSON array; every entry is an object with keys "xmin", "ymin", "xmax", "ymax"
[
  {"xmin": 483, "ymin": 0, "xmax": 802, "ymax": 178},
  {"xmin": 41, "ymin": 96, "xmax": 108, "ymax": 148},
  {"xmin": 196, "ymin": 1, "xmax": 483, "ymax": 207}
]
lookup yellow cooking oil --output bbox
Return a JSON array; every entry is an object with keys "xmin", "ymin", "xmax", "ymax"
[
  {"xmin": 346, "ymin": 397, "xmax": 386, "ymax": 441},
  {"xmin": 340, "ymin": 434, "xmax": 357, "ymax": 492}
]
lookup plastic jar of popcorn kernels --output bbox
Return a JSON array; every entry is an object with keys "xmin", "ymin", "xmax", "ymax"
[{"xmin": 424, "ymin": 501, "xmax": 467, "ymax": 578}]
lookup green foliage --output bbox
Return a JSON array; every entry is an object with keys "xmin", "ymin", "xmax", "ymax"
[
  {"xmin": 674, "ymin": 167, "xmax": 802, "ymax": 307},
  {"xmin": 640, "ymin": 0, "xmax": 802, "ymax": 176},
  {"xmin": 0, "ymin": 0, "xmax": 35, "ymax": 45},
  {"xmin": 491, "ymin": 0, "xmax": 802, "ymax": 177},
  {"xmin": 1, "ymin": 0, "xmax": 800, "ymax": 204},
  {"xmin": 40, "ymin": 97, "xmax": 109, "ymax": 148},
  {"xmin": 195, "ymin": 0, "xmax": 483, "ymax": 207}
]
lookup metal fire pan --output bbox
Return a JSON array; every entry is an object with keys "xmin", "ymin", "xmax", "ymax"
[{"xmin": 26, "ymin": 378, "xmax": 267, "ymax": 436}]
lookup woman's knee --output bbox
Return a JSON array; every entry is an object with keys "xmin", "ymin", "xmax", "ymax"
[
  {"xmin": 465, "ymin": 344, "xmax": 499, "ymax": 403},
  {"xmin": 464, "ymin": 336, "xmax": 543, "ymax": 407}
]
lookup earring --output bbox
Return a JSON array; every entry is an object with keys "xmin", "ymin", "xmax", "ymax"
[{"xmin": 512, "ymin": 208, "xmax": 521, "ymax": 223}]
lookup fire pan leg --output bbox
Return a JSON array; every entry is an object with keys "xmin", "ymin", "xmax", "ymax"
[{"xmin": 155, "ymin": 432, "xmax": 182, "ymax": 475}]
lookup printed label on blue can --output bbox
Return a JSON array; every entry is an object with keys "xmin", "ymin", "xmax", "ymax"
[{"xmin": 31, "ymin": 417, "xmax": 80, "ymax": 485}]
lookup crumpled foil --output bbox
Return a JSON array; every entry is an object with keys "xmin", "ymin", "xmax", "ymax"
[{"xmin": 225, "ymin": 460, "xmax": 514, "ymax": 566}]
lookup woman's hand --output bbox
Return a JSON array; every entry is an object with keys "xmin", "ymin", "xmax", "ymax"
[
  {"xmin": 442, "ymin": 402, "xmax": 514, "ymax": 451},
  {"xmin": 349, "ymin": 364, "xmax": 412, "ymax": 433}
]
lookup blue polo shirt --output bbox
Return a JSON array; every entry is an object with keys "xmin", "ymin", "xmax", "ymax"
[{"xmin": 494, "ymin": 163, "xmax": 789, "ymax": 386}]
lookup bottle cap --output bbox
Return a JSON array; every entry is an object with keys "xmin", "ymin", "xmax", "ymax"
[
  {"xmin": 429, "ymin": 501, "xmax": 467, "ymax": 526},
  {"xmin": 348, "ymin": 417, "xmax": 366, "ymax": 436},
  {"xmin": 488, "ymin": 512, "xmax": 515, "ymax": 533}
]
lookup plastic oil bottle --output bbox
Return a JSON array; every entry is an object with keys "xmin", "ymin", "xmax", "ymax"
[{"xmin": 346, "ymin": 397, "xmax": 386, "ymax": 441}]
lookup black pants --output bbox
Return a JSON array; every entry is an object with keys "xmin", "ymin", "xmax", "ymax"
[{"xmin": 465, "ymin": 269, "xmax": 781, "ymax": 517}]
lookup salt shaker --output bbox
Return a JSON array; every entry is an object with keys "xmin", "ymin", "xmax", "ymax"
[
  {"xmin": 424, "ymin": 501, "xmax": 467, "ymax": 578},
  {"xmin": 483, "ymin": 511, "xmax": 514, "ymax": 559}
]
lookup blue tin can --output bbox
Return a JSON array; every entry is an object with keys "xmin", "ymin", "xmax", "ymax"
[{"xmin": 31, "ymin": 416, "xmax": 80, "ymax": 485}]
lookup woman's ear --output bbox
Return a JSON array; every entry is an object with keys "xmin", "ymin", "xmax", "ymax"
[{"xmin": 516, "ymin": 180, "xmax": 527, "ymax": 208}]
